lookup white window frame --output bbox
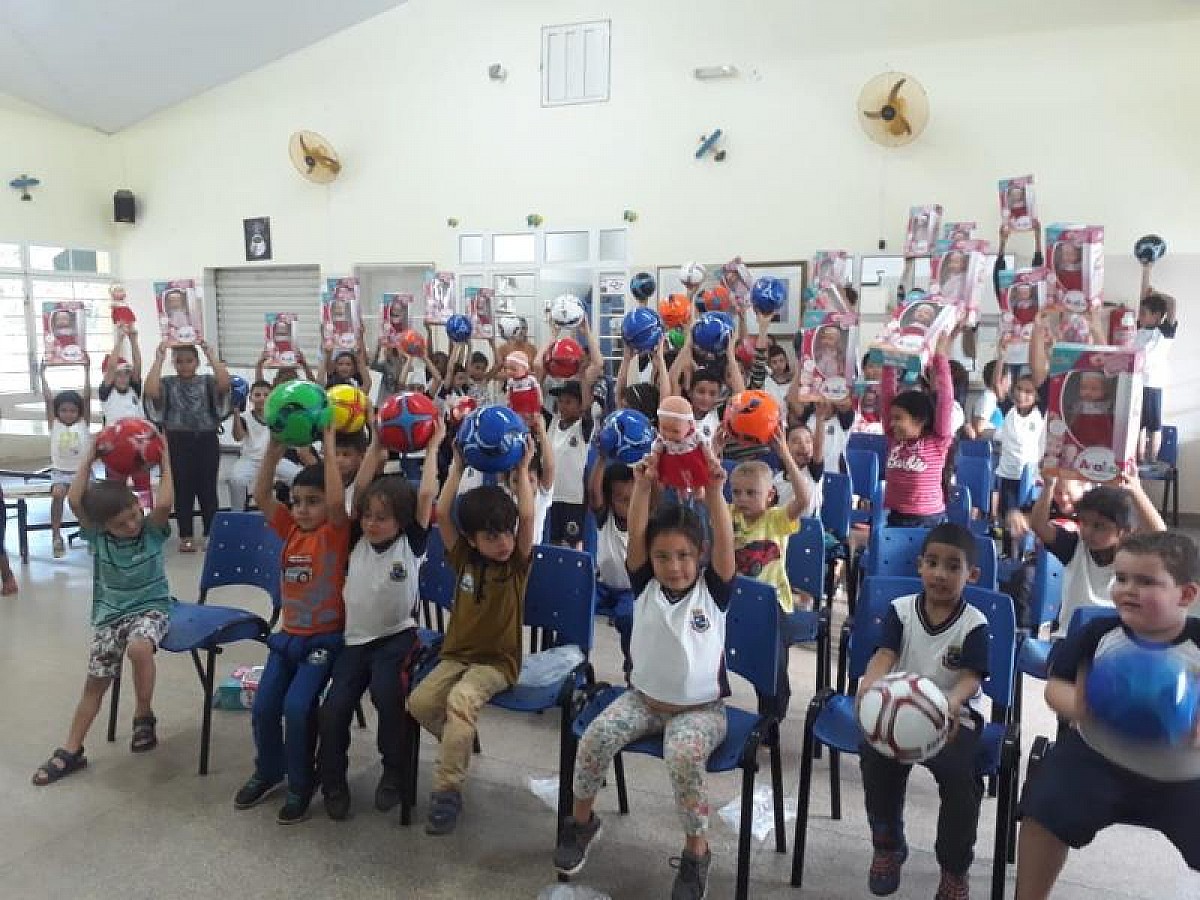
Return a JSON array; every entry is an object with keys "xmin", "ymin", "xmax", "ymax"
[{"xmin": 541, "ymin": 19, "xmax": 612, "ymax": 107}]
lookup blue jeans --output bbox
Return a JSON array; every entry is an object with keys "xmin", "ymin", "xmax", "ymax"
[
  {"xmin": 596, "ymin": 583, "xmax": 635, "ymax": 677},
  {"xmin": 252, "ymin": 631, "xmax": 343, "ymax": 796}
]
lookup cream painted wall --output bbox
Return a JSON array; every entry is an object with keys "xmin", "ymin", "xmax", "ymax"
[{"xmin": 0, "ymin": 93, "xmax": 119, "ymax": 250}]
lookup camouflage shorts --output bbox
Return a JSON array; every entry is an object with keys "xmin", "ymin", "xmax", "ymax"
[{"xmin": 89, "ymin": 610, "xmax": 170, "ymax": 678}]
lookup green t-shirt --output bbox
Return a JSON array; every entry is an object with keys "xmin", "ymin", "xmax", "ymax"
[{"xmin": 83, "ymin": 519, "xmax": 173, "ymax": 627}]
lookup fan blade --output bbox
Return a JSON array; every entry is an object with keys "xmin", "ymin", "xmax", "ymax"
[
  {"xmin": 889, "ymin": 114, "xmax": 913, "ymax": 137},
  {"xmin": 298, "ymin": 134, "xmax": 310, "ymax": 154},
  {"xmin": 887, "ymin": 78, "xmax": 907, "ymax": 105},
  {"xmin": 863, "ymin": 110, "xmax": 883, "ymax": 120}
]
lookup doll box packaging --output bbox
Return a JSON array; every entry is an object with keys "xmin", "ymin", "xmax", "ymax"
[
  {"xmin": 999, "ymin": 175, "xmax": 1037, "ymax": 232},
  {"xmin": 941, "ymin": 221, "xmax": 977, "ymax": 242},
  {"xmin": 904, "ymin": 204, "xmax": 943, "ymax": 257},
  {"xmin": 1046, "ymin": 224, "xmax": 1104, "ymax": 314},
  {"xmin": 1040, "ymin": 343, "xmax": 1144, "ymax": 483},
  {"xmin": 42, "ymin": 301, "xmax": 86, "ymax": 365},
  {"xmin": 930, "ymin": 239, "xmax": 989, "ymax": 326},
  {"xmin": 797, "ymin": 308, "xmax": 857, "ymax": 403},
  {"xmin": 381, "ymin": 293, "xmax": 413, "ymax": 348},
  {"xmin": 871, "ymin": 301, "xmax": 958, "ymax": 381},
  {"xmin": 424, "ymin": 270, "xmax": 456, "ymax": 324},
  {"xmin": 322, "ymin": 277, "xmax": 361, "ymax": 352},
  {"xmin": 155, "ymin": 280, "xmax": 202, "ymax": 347},
  {"xmin": 996, "ymin": 267, "xmax": 1049, "ymax": 350},
  {"xmin": 263, "ymin": 312, "xmax": 299, "ymax": 368}
]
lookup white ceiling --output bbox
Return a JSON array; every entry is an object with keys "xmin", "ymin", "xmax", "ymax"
[{"xmin": 0, "ymin": 0, "xmax": 406, "ymax": 133}]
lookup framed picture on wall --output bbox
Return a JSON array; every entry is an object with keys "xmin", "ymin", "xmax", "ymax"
[
  {"xmin": 655, "ymin": 260, "xmax": 809, "ymax": 334},
  {"xmin": 243, "ymin": 217, "xmax": 272, "ymax": 262}
]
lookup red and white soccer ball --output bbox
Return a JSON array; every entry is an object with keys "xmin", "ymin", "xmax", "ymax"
[{"xmin": 857, "ymin": 672, "xmax": 951, "ymax": 764}]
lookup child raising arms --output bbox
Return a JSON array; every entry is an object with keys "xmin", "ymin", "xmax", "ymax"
[{"xmin": 556, "ymin": 445, "xmax": 735, "ymax": 899}]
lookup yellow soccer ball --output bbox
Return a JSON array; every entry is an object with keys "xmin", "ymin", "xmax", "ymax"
[{"xmin": 327, "ymin": 384, "xmax": 368, "ymax": 433}]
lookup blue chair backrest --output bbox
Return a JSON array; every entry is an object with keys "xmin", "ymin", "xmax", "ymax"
[
  {"xmin": 853, "ymin": 576, "xmax": 1017, "ymax": 709},
  {"xmin": 846, "ymin": 448, "xmax": 880, "ymax": 501},
  {"xmin": 786, "ymin": 517, "xmax": 825, "ymax": 600},
  {"xmin": 820, "ymin": 471, "xmax": 852, "ymax": 541},
  {"xmin": 524, "ymin": 546, "xmax": 596, "ymax": 653},
  {"xmin": 946, "ymin": 484, "xmax": 971, "ymax": 527},
  {"xmin": 847, "ymin": 432, "xmax": 888, "ymax": 482},
  {"xmin": 955, "ymin": 454, "xmax": 994, "ymax": 520},
  {"xmin": 1029, "ymin": 548, "xmax": 1064, "ymax": 629},
  {"xmin": 958, "ymin": 439, "xmax": 992, "ymax": 459},
  {"xmin": 721, "ymin": 459, "xmax": 738, "ymax": 502},
  {"xmin": 726, "ymin": 576, "xmax": 781, "ymax": 699},
  {"xmin": 867, "ymin": 526, "xmax": 997, "ymax": 590},
  {"xmin": 418, "ymin": 527, "xmax": 456, "ymax": 613},
  {"xmin": 581, "ymin": 508, "xmax": 599, "ymax": 559},
  {"xmin": 1067, "ymin": 606, "xmax": 1119, "ymax": 635},
  {"xmin": 199, "ymin": 512, "xmax": 283, "ymax": 610},
  {"xmin": 1017, "ymin": 464, "xmax": 1040, "ymax": 507},
  {"xmin": 1159, "ymin": 425, "xmax": 1178, "ymax": 467}
]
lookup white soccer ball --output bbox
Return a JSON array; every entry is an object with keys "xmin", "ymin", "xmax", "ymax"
[
  {"xmin": 679, "ymin": 261, "xmax": 706, "ymax": 288},
  {"xmin": 857, "ymin": 672, "xmax": 951, "ymax": 763},
  {"xmin": 498, "ymin": 315, "xmax": 526, "ymax": 340},
  {"xmin": 550, "ymin": 294, "xmax": 586, "ymax": 328}
]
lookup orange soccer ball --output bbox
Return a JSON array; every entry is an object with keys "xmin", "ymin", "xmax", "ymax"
[
  {"xmin": 723, "ymin": 390, "xmax": 781, "ymax": 445},
  {"xmin": 658, "ymin": 293, "xmax": 692, "ymax": 329}
]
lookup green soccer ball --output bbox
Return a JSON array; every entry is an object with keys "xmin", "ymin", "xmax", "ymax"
[
  {"xmin": 667, "ymin": 326, "xmax": 686, "ymax": 350},
  {"xmin": 264, "ymin": 380, "xmax": 332, "ymax": 447}
]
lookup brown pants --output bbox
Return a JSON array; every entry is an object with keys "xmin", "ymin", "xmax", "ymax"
[{"xmin": 406, "ymin": 660, "xmax": 508, "ymax": 793}]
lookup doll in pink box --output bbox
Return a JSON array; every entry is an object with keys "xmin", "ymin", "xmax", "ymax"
[
  {"xmin": 1053, "ymin": 239, "xmax": 1084, "ymax": 307},
  {"xmin": 813, "ymin": 325, "xmax": 847, "ymax": 380},
  {"xmin": 504, "ymin": 351, "xmax": 542, "ymax": 418},
  {"xmin": 1067, "ymin": 371, "xmax": 1114, "ymax": 449},
  {"xmin": 655, "ymin": 395, "xmax": 711, "ymax": 495}
]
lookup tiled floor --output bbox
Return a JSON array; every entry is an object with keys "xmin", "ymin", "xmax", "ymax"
[{"xmin": 1, "ymin": 516, "xmax": 1198, "ymax": 900}]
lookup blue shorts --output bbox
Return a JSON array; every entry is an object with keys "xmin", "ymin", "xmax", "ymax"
[
  {"xmin": 1141, "ymin": 387, "xmax": 1163, "ymax": 433},
  {"xmin": 997, "ymin": 477, "xmax": 1023, "ymax": 517},
  {"xmin": 1019, "ymin": 728, "xmax": 1200, "ymax": 869}
]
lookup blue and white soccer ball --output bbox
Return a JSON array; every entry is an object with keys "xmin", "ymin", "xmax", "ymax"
[
  {"xmin": 445, "ymin": 314, "xmax": 473, "ymax": 343},
  {"xmin": 456, "ymin": 405, "xmax": 529, "ymax": 474},
  {"xmin": 691, "ymin": 312, "xmax": 733, "ymax": 355},
  {"xmin": 597, "ymin": 409, "xmax": 655, "ymax": 465},
  {"xmin": 750, "ymin": 276, "xmax": 788, "ymax": 314}
]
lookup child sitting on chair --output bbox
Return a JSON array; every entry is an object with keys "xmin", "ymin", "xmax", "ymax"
[
  {"xmin": 32, "ymin": 441, "xmax": 175, "ymax": 785},
  {"xmin": 856, "ymin": 523, "xmax": 991, "ymax": 900}
]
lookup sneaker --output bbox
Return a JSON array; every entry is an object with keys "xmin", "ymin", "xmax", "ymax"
[
  {"xmin": 669, "ymin": 849, "xmax": 712, "ymax": 900},
  {"xmin": 233, "ymin": 774, "xmax": 282, "ymax": 810},
  {"xmin": 553, "ymin": 814, "xmax": 603, "ymax": 876},
  {"xmin": 374, "ymin": 768, "xmax": 404, "ymax": 812},
  {"xmin": 323, "ymin": 784, "xmax": 351, "ymax": 821},
  {"xmin": 935, "ymin": 870, "xmax": 970, "ymax": 900},
  {"xmin": 277, "ymin": 791, "xmax": 312, "ymax": 825},
  {"xmin": 52, "ymin": 537, "xmax": 65, "ymax": 559},
  {"xmin": 868, "ymin": 844, "xmax": 909, "ymax": 896},
  {"xmin": 425, "ymin": 789, "xmax": 462, "ymax": 836}
]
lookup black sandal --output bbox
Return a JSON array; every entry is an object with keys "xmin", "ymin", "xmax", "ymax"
[
  {"xmin": 131, "ymin": 715, "xmax": 157, "ymax": 752},
  {"xmin": 32, "ymin": 747, "xmax": 87, "ymax": 785}
]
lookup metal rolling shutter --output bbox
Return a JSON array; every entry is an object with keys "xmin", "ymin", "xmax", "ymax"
[{"xmin": 215, "ymin": 265, "xmax": 321, "ymax": 366}]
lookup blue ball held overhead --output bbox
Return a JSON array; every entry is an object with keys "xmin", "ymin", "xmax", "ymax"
[
  {"xmin": 1134, "ymin": 234, "xmax": 1167, "ymax": 265},
  {"xmin": 455, "ymin": 404, "xmax": 529, "ymax": 474},
  {"xmin": 445, "ymin": 314, "xmax": 473, "ymax": 343},
  {"xmin": 597, "ymin": 408, "xmax": 655, "ymax": 465},
  {"xmin": 691, "ymin": 312, "xmax": 733, "ymax": 355},
  {"xmin": 750, "ymin": 276, "xmax": 788, "ymax": 315},
  {"xmin": 621, "ymin": 306, "xmax": 665, "ymax": 354},
  {"xmin": 629, "ymin": 272, "xmax": 657, "ymax": 301},
  {"xmin": 1085, "ymin": 643, "xmax": 1200, "ymax": 745}
]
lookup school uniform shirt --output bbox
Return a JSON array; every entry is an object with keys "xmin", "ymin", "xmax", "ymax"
[
  {"xmin": 238, "ymin": 412, "xmax": 272, "ymax": 463},
  {"xmin": 763, "ymin": 374, "xmax": 791, "ymax": 414},
  {"xmin": 972, "ymin": 389, "xmax": 1004, "ymax": 435},
  {"xmin": 1133, "ymin": 321, "xmax": 1177, "ymax": 390},
  {"xmin": 881, "ymin": 593, "xmax": 990, "ymax": 726},
  {"xmin": 269, "ymin": 505, "xmax": 352, "ymax": 636},
  {"xmin": 806, "ymin": 408, "xmax": 856, "ymax": 474},
  {"xmin": 775, "ymin": 461, "xmax": 823, "ymax": 520},
  {"xmin": 1050, "ymin": 615, "xmax": 1200, "ymax": 781},
  {"xmin": 629, "ymin": 563, "xmax": 733, "ymax": 707},
  {"xmin": 627, "ymin": 355, "xmax": 655, "ymax": 386},
  {"xmin": 1047, "ymin": 527, "xmax": 1114, "ymax": 636},
  {"xmin": 595, "ymin": 510, "xmax": 631, "ymax": 590},
  {"xmin": 732, "ymin": 507, "xmax": 798, "ymax": 613},
  {"xmin": 98, "ymin": 379, "xmax": 143, "ymax": 424},
  {"xmin": 996, "ymin": 406, "xmax": 1045, "ymax": 480},
  {"xmin": 50, "ymin": 420, "xmax": 91, "ymax": 473},
  {"xmin": 342, "ymin": 523, "xmax": 429, "ymax": 646},
  {"xmin": 550, "ymin": 414, "xmax": 592, "ymax": 505},
  {"xmin": 694, "ymin": 409, "xmax": 721, "ymax": 446}
]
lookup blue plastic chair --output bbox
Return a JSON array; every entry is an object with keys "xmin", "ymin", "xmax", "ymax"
[
  {"xmin": 956, "ymin": 454, "xmax": 995, "ymax": 535},
  {"xmin": 409, "ymin": 545, "xmax": 596, "ymax": 827},
  {"xmin": 785, "ymin": 517, "xmax": 830, "ymax": 692},
  {"xmin": 563, "ymin": 576, "xmax": 783, "ymax": 900},
  {"xmin": 819, "ymin": 471, "xmax": 852, "ymax": 544},
  {"xmin": 847, "ymin": 432, "xmax": 888, "ymax": 483},
  {"xmin": 791, "ymin": 575, "xmax": 1020, "ymax": 900},
  {"xmin": 958, "ymin": 438, "xmax": 992, "ymax": 459},
  {"xmin": 108, "ymin": 512, "xmax": 275, "ymax": 775},
  {"xmin": 947, "ymin": 484, "xmax": 972, "ymax": 528},
  {"xmin": 846, "ymin": 448, "xmax": 880, "ymax": 529},
  {"xmin": 865, "ymin": 526, "xmax": 998, "ymax": 591},
  {"xmin": 1011, "ymin": 549, "xmax": 1064, "ymax": 726},
  {"xmin": 1140, "ymin": 424, "xmax": 1179, "ymax": 526}
]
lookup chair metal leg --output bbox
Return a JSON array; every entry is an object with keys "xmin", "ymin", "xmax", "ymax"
[
  {"xmin": 829, "ymin": 748, "xmax": 841, "ymax": 820},
  {"xmin": 790, "ymin": 703, "xmax": 821, "ymax": 887},
  {"xmin": 473, "ymin": 733, "xmax": 482, "ymax": 754},
  {"xmin": 198, "ymin": 647, "xmax": 218, "ymax": 775},
  {"xmin": 770, "ymin": 728, "xmax": 787, "ymax": 854},
  {"xmin": 106, "ymin": 673, "xmax": 121, "ymax": 742},
  {"xmin": 614, "ymin": 753, "xmax": 630, "ymax": 814},
  {"xmin": 18, "ymin": 498, "xmax": 29, "ymax": 563},
  {"xmin": 1012, "ymin": 668, "xmax": 1024, "ymax": 729},
  {"xmin": 992, "ymin": 759, "xmax": 1014, "ymax": 900},
  {"xmin": 735, "ymin": 763, "xmax": 756, "ymax": 900}
]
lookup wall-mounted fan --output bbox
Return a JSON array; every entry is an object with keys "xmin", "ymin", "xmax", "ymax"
[
  {"xmin": 288, "ymin": 130, "xmax": 342, "ymax": 183},
  {"xmin": 857, "ymin": 72, "xmax": 929, "ymax": 147}
]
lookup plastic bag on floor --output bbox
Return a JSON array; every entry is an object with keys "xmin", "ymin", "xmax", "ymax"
[
  {"xmin": 718, "ymin": 783, "xmax": 797, "ymax": 842},
  {"xmin": 519, "ymin": 645, "xmax": 585, "ymax": 688},
  {"xmin": 528, "ymin": 775, "xmax": 560, "ymax": 811},
  {"xmin": 536, "ymin": 885, "xmax": 611, "ymax": 900}
]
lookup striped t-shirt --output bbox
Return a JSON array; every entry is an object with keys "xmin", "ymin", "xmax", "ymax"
[{"xmin": 83, "ymin": 519, "xmax": 172, "ymax": 627}]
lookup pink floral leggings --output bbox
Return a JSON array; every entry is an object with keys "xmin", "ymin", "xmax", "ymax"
[{"xmin": 573, "ymin": 690, "xmax": 727, "ymax": 836}]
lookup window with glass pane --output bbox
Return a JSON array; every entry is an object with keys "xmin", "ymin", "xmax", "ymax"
[
  {"xmin": 459, "ymin": 235, "xmax": 485, "ymax": 265},
  {"xmin": 545, "ymin": 231, "xmax": 589, "ymax": 263},
  {"xmin": 29, "ymin": 245, "xmax": 70, "ymax": 271},
  {"xmin": 598, "ymin": 229, "xmax": 626, "ymax": 261},
  {"xmin": 0, "ymin": 279, "xmax": 31, "ymax": 392},
  {"xmin": 492, "ymin": 234, "xmax": 536, "ymax": 264},
  {"xmin": 0, "ymin": 243, "xmax": 21, "ymax": 270}
]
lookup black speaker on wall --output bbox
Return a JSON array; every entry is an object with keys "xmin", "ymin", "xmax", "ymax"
[{"xmin": 114, "ymin": 190, "xmax": 136, "ymax": 224}]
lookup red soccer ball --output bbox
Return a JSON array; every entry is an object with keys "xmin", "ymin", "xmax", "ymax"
[
  {"xmin": 544, "ymin": 338, "xmax": 585, "ymax": 379},
  {"xmin": 377, "ymin": 391, "xmax": 437, "ymax": 453},
  {"xmin": 446, "ymin": 395, "xmax": 478, "ymax": 427},
  {"xmin": 399, "ymin": 329, "xmax": 426, "ymax": 356},
  {"xmin": 95, "ymin": 419, "xmax": 164, "ymax": 477}
]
